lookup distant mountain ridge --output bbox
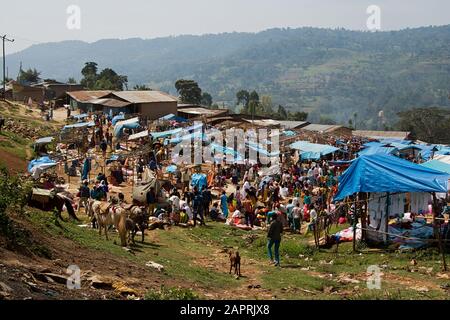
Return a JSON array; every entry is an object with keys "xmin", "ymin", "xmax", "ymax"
[{"xmin": 6, "ymin": 26, "xmax": 450, "ymax": 128}]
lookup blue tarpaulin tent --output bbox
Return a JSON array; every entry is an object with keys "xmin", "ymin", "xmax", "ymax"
[
  {"xmin": 191, "ymin": 173, "xmax": 207, "ymax": 191},
  {"xmin": 106, "ymin": 154, "xmax": 121, "ymax": 165},
  {"xmin": 73, "ymin": 113, "xmax": 88, "ymax": 120},
  {"xmin": 114, "ymin": 117, "xmax": 140, "ymax": 138},
  {"xmin": 34, "ymin": 136, "xmax": 54, "ymax": 145},
  {"xmin": 421, "ymin": 159, "xmax": 450, "ymax": 174},
  {"xmin": 210, "ymin": 143, "xmax": 244, "ymax": 162},
  {"xmin": 168, "ymin": 131, "xmax": 206, "ymax": 144},
  {"xmin": 247, "ymin": 141, "xmax": 279, "ymax": 157},
  {"xmin": 111, "ymin": 113, "xmax": 125, "ymax": 125},
  {"xmin": 282, "ymin": 130, "xmax": 297, "ymax": 137},
  {"xmin": 28, "ymin": 156, "xmax": 57, "ymax": 179},
  {"xmin": 166, "ymin": 165, "xmax": 177, "ymax": 173},
  {"xmin": 28, "ymin": 156, "xmax": 56, "ymax": 173},
  {"xmin": 418, "ymin": 145, "xmax": 450, "ymax": 161},
  {"xmin": 62, "ymin": 122, "xmax": 95, "ymax": 130},
  {"xmin": 159, "ymin": 113, "xmax": 188, "ymax": 123},
  {"xmin": 150, "ymin": 128, "xmax": 183, "ymax": 139},
  {"xmin": 334, "ymin": 154, "xmax": 450, "ymax": 201},
  {"xmin": 289, "ymin": 141, "xmax": 339, "ymax": 160},
  {"xmin": 358, "ymin": 145, "xmax": 397, "ymax": 156}
]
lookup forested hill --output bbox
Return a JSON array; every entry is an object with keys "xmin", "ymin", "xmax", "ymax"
[{"xmin": 6, "ymin": 25, "xmax": 450, "ymax": 128}]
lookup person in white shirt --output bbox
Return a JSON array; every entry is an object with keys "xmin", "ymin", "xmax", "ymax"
[
  {"xmin": 169, "ymin": 195, "xmax": 180, "ymax": 213},
  {"xmin": 280, "ymin": 184, "xmax": 289, "ymax": 198},
  {"xmin": 292, "ymin": 203, "xmax": 302, "ymax": 233},
  {"xmin": 248, "ymin": 166, "xmax": 254, "ymax": 182},
  {"xmin": 309, "ymin": 205, "xmax": 317, "ymax": 222},
  {"xmin": 182, "ymin": 203, "xmax": 193, "ymax": 220}
]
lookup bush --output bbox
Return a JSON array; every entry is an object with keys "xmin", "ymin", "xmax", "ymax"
[
  {"xmin": 144, "ymin": 285, "xmax": 199, "ymax": 300},
  {"xmin": 281, "ymin": 241, "xmax": 319, "ymax": 258}
]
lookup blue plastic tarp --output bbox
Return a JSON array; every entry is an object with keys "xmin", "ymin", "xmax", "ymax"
[
  {"xmin": 418, "ymin": 145, "xmax": 450, "ymax": 161},
  {"xmin": 111, "ymin": 113, "xmax": 125, "ymax": 125},
  {"xmin": 159, "ymin": 113, "xmax": 188, "ymax": 123},
  {"xmin": 420, "ymin": 160, "xmax": 450, "ymax": 174},
  {"xmin": 150, "ymin": 128, "xmax": 183, "ymax": 139},
  {"xmin": 334, "ymin": 154, "xmax": 450, "ymax": 201},
  {"xmin": 191, "ymin": 173, "xmax": 207, "ymax": 191},
  {"xmin": 114, "ymin": 121, "xmax": 140, "ymax": 138},
  {"xmin": 358, "ymin": 146, "xmax": 397, "ymax": 156},
  {"xmin": 387, "ymin": 142, "xmax": 422, "ymax": 151},
  {"xmin": 166, "ymin": 165, "xmax": 177, "ymax": 173},
  {"xmin": 62, "ymin": 122, "xmax": 95, "ymax": 130},
  {"xmin": 73, "ymin": 113, "xmax": 88, "ymax": 120},
  {"xmin": 282, "ymin": 130, "xmax": 297, "ymax": 137},
  {"xmin": 247, "ymin": 141, "xmax": 279, "ymax": 157},
  {"xmin": 210, "ymin": 143, "xmax": 244, "ymax": 162},
  {"xmin": 34, "ymin": 136, "xmax": 54, "ymax": 145},
  {"xmin": 168, "ymin": 131, "xmax": 206, "ymax": 144},
  {"xmin": 106, "ymin": 154, "xmax": 121, "ymax": 165},
  {"xmin": 28, "ymin": 156, "xmax": 57, "ymax": 173},
  {"xmin": 289, "ymin": 141, "xmax": 339, "ymax": 160}
]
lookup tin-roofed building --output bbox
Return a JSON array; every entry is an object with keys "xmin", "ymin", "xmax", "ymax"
[
  {"xmin": 353, "ymin": 130, "xmax": 412, "ymax": 140},
  {"xmin": 67, "ymin": 90, "xmax": 178, "ymax": 119}
]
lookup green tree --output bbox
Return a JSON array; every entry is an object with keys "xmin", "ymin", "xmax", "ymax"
[
  {"xmin": 133, "ymin": 84, "xmax": 151, "ymax": 90},
  {"xmin": 175, "ymin": 79, "xmax": 202, "ymax": 104},
  {"xmin": 288, "ymin": 111, "xmax": 308, "ymax": 121},
  {"xmin": 67, "ymin": 77, "xmax": 77, "ymax": 84},
  {"xmin": 201, "ymin": 92, "xmax": 213, "ymax": 107},
  {"xmin": 18, "ymin": 68, "xmax": 41, "ymax": 84},
  {"xmin": 277, "ymin": 105, "xmax": 288, "ymax": 120},
  {"xmin": 247, "ymin": 100, "xmax": 259, "ymax": 117},
  {"xmin": 261, "ymin": 96, "xmax": 274, "ymax": 116},
  {"xmin": 80, "ymin": 62, "xmax": 98, "ymax": 89},
  {"xmin": 81, "ymin": 62, "xmax": 98, "ymax": 78},
  {"xmin": 95, "ymin": 68, "xmax": 128, "ymax": 91},
  {"xmin": 80, "ymin": 62, "xmax": 128, "ymax": 90},
  {"xmin": 249, "ymin": 90, "xmax": 259, "ymax": 104},
  {"xmin": 236, "ymin": 90, "xmax": 250, "ymax": 109},
  {"xmin": 397, "ymin": 107, "xmax": 450, "ymax": 144},
  {"xmin": 319, "ymin": 115, "xmax": 337, "ymax": 125}
]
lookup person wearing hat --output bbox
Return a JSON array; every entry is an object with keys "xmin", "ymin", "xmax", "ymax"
[
  {"xmin": 77, "ymin": 180, "xmax": 91, "ymax": 215},
  {"xmin": 267, "ymin": 212, "xmax": 283, "ymax": 267}
]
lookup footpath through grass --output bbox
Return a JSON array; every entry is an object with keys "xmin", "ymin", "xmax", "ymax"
[{"xmin": 26, "ymin": 209, "xmax": 450, "ymax": 299}]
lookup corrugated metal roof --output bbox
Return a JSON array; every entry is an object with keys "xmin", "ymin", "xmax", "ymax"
[
  {"xmin": 179, "ymin": 107, "xmax": 228, "ymax": 116},
  {"xmin": 88, "ymin": 98, "xmax": 131, "ymax": 108},
  {"xmin": 112, "ymin": 90, "xmax": 177, "ymax": 103},
  {"xmin": 242, "ymin": 119, "xmax": 281, "ymax": 127},
  {"xmin": 302, "ymin": 124, "xmax": 345, "ymax": 133},
  {"xmin": 277, "ymin": 120, "xmax": 310, "ymax": 129},
  {"xmin": 67, "ymin": 90, "xmax": 112, "ymax": 102},
  {"xmin": 353, "ymin": 130, "xmax": 410, "ymax": 140}
]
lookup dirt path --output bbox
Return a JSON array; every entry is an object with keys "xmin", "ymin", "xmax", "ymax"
[{"xmin": 0, "ymin": 150, "xmax": 27, "ymax": 172}]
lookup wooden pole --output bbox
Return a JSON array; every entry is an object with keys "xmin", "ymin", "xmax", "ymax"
[
  {"xmin": 385, "ymin": 193, "xmax": 390, "ymax": 244},
  {"xmin": 352, "ymin": 195, "xmax": 358, "ymax": 253},
  {"xmin": 432, "ymin": 192, "xmax": 447, "ymax": 271},
  {"xmin": 361, "ymin": 192, "xmax": 367, "ymax": 241}
]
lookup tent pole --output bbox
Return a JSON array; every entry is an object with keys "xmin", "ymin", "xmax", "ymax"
[
  {"xmin": 433, "ymin": 192, "xmax": 447, "ymax": 271},
  {"xmin": 361, "ymin": 192, "xmax": 367, "ymax": 241},
  {"xmin": 352, "ymin": 195, "xmax": 358, "ymax": 253},
  {"xmin": 385, "ymin": 192, "xmax": 390, "ymax": 244}
]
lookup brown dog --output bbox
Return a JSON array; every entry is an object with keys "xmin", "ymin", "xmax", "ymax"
[{"xmin": 229, "ymin": 251, "xmax": 241, "ymax": 276}]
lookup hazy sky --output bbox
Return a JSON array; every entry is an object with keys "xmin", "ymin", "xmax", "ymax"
[{"xmin": 1, "ymin": 0, "xmax": 449, "ymax": 54}]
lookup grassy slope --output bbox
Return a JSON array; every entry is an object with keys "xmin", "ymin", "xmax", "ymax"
[
  {"xmin": 26, "ymin": 209, "xmax": 450, "ymax": 300},
  {"xmin": 0, "ymin": 101, "xmax": 61, "ymax": 169}
]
